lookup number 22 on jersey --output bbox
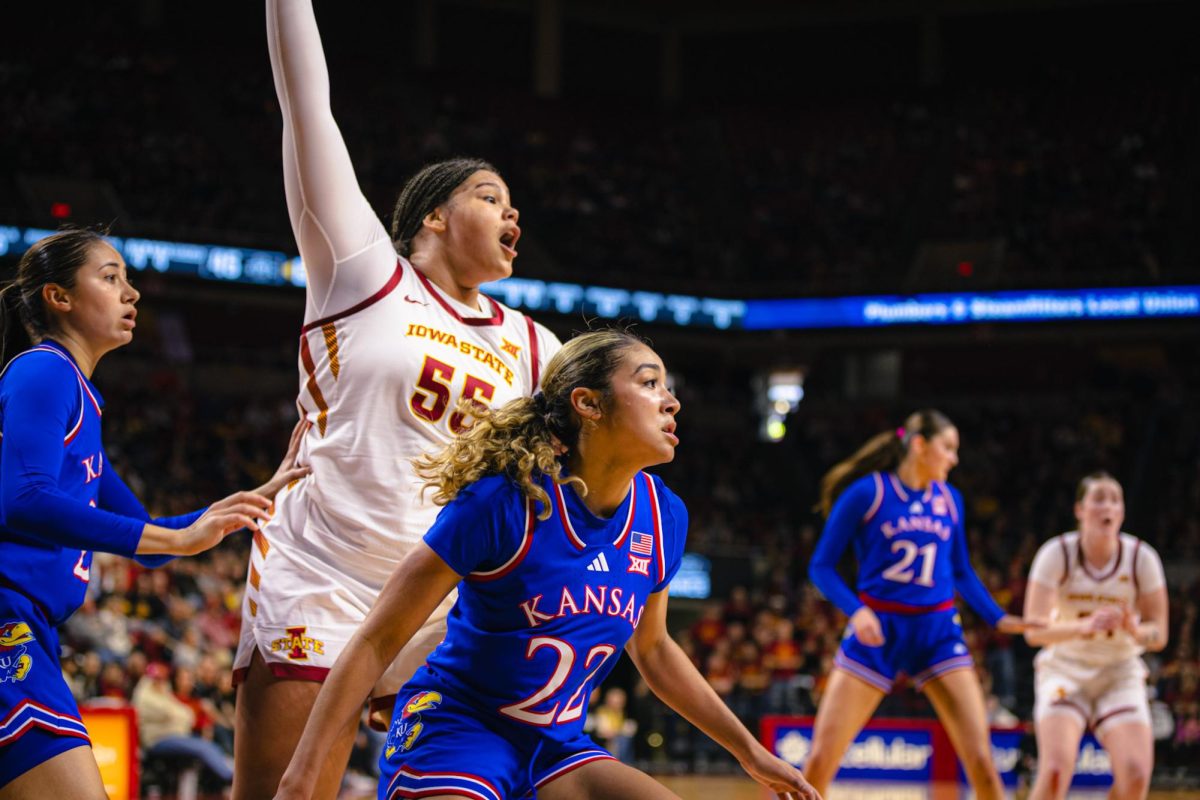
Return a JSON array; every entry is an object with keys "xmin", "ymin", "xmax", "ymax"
[{"xmin": 499, "ymin": 637, "xmax": 616, "ymax": 726}]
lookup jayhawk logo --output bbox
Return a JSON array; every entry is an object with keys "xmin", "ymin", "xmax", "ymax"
[
  {"xmin": 0, "ymin": 622, "xmax": 35, "ymax": 684},
  {"xmin": 384, "ymin": 690, "xmax": 442, "ymax": 759}
]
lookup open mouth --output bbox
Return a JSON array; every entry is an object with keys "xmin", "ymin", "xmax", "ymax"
[
  {"xmin": 122, "ymin": 309, "xmax": 137, "ymax": 326},
  {"xmin": 500, "ymin": 227, "xmax": 521, "ymax": 257},
  {"xmin": 663, "ymin": 422, "xmax": 678, "ymax": 444}
]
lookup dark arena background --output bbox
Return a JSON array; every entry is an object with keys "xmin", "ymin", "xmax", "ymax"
[{"xmin": 3, "ymin": 0, "xmax": 1198, "ymax": 797}]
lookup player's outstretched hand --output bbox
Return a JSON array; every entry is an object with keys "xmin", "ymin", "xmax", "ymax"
[
  {"xmin": 175, "ymin": 499, "xmax": 266, "ymax": 556},
  {"xmin": 849, "ymin": 606, "xmax": 884, "ymax": 646},
  {"xmin": 254, "ymin": 418, "xmax": 314, "ymax": 499},
  {"xmin": 738, "ymin": 748, "xmax": 822, "ymax": 800},
  {"xmin": 996, "ymin": 614, "xmax": 1044, "ymax": 634}
]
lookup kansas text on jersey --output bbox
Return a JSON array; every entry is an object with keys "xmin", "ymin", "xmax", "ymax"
[{"xmin": 410, "ymin": 471, "xmax": 687, "ymax": 742}]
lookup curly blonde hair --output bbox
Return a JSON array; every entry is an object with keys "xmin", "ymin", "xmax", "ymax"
[{"xmin": 413, "ymin": 329, "xmax": 646, "ymax": 519}]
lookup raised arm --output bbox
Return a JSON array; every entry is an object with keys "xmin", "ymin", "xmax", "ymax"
[
  {"xmin": 274, "ymin": 542, "xmax": 461, "ymax": 800},
  {"xmin": 267, "ymin": 0, "xmax": 395, "ymax": 315}
]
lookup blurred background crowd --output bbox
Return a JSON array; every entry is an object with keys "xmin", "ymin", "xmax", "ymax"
[{"xmin": 49, "ymin": 338, "xmax": 1199, "ymax": 790}]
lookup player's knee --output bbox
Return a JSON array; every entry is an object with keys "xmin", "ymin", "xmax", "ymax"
[
  {"xmin": 1039, "ymin": 760, "xmax": 1073, "ymax": 796},
  {"xmin": 1113, "ymin": 757, "xmax": 1151, "ymax": 793}
]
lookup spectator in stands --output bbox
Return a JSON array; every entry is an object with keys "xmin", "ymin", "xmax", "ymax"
[{"xmin": 132, "ymin": 662, "xmax": 233, "ymax": 784}]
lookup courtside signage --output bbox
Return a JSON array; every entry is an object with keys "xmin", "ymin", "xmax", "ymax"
[{"xmin": 763, "ymin": 717, "xmax": 1113, "ymax": 787}]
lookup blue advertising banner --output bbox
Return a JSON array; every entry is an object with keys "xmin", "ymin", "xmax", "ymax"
[
  {"xmin": 763, "ymin": 717, "xmax": 1113, "ymax": 787},
  {"xmin": 5, "ymin": 225, "xmax": 1197, "ymax": 332},
  {"xmin": 742, "ymin": 287, "xmax": 1200, "ymax": 330},
  {"xmin": 764, "ymin": 718, "xmax": 943, "ymax": 782},
  {"xmin": 960, "ymin": 729, "xmax": 1111, "ymax": 788}
]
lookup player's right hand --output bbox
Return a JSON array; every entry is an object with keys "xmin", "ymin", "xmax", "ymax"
[
  {"xmin": 738, "ymin": 747, "xmax": 823, "ymax": 800},
  {"xmin": 849, "ymin": 606, "xmax": 884, "ymax": 646}
]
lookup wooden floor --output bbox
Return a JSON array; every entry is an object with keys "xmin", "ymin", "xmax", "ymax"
[
  {"xmin": 339, "ymin": 774, "xmax": 1196, "ymax": 799},
  {"xmin": 653, "ymin": 776, "xmax": 1196, "ymax": 799}
]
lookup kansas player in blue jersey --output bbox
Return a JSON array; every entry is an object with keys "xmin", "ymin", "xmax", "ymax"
[
  {"xmin": 805, "ymin": 410, "xmax": 1032, "ymax": 800},
  {"xmin": 0, "ymin": 228, "xmax": 308, "ymax": 798},
  {"xmin": 273, "ymin": 330, "xmax": 819, "ymax": 800}
]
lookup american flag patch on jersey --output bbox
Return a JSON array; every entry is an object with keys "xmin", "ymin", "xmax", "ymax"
[{"xmin": 630, "ymin": 531, "xmax": 653, "ymax": 555}]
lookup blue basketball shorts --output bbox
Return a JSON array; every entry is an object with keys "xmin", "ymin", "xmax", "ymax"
[
  {"xmin": 378, "ymin": 685, "xmax": 615, "ymax": 800},
  {"xmin": 0, "ymin": 590, "xmax": 90, "ymax": 788},
  {"xmin": 835, "ymin": 604, "xmax": 975, "ymax": 693}
]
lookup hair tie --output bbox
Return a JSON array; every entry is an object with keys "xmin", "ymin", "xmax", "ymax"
[
  {"xmin": 896, "ymin": 427, "xmax": 907, "ymax": 440},
  {"xmin": 531, "ymin": 391, "xmax": 550, "ymax": 415}
]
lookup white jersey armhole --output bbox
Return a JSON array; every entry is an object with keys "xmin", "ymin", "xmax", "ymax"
[{"xmin": 1028, "ymin": 534, "xmax": 1069, "ymax": 588}]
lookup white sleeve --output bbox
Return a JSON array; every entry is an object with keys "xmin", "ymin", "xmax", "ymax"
[
  {"xmin": 1135, "ymin": 541, "xmax": 1166, "ymax": 595},
  {"xmin": 267, "ymin": 0, "xmax": 395, "ymax": 319},
  {"xmin": 1028, "ymin": 537, "xmax": 1066, "ymax": 588}
]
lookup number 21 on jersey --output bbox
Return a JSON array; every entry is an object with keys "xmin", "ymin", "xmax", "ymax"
[{"xmin": 882, "ymin": 540, "xmax": 937, "ymax": 587}]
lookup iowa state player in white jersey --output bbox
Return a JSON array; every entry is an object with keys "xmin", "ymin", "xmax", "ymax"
[
  {"xmin": 272, "ymin": 330, "xmax": 818, "ymax": 800},
  {"xmin": 234, "ymin": 2, "xmax": 561, "ymax": 797},
  {"xmin": 1024, "ymin": 472, "xmax": 1168, "ymax": 800}
]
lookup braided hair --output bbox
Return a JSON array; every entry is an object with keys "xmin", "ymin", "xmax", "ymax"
[{"xmin": 390, "ymin": 158, "xmax": 498, "ymax": 256}]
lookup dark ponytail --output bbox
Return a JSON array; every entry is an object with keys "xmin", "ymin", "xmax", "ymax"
[
  {"xmin": 816, "ymin": 409, "xmax": 955, "ymax": 516},
  {"xmin": 0, "ymin": 284, "xmax": 32, "ymax": 366},
  {"xmin": 1, "ymin": 227, "xmax": 108, "ymax": 364}
]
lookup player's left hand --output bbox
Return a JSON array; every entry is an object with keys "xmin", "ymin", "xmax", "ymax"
[
  {"xmin": 255, "ymin": 418, "xmax": 313, "ymax": 500},
  {"xmin": 738, "ymin": 748, "xmax": 822, "ymax": 800},
  {"xmin": 995, "ymin": 614, "xmax": 1042, "ymax": 634},
  {"xmin": 1120, "ymin": 604, "xmax": 1141, "ymax": 636}
]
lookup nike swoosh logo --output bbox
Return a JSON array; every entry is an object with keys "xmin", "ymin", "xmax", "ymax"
[{"xmin": 404, "ymin": 295, "xmax": 427, "ymax": 305}]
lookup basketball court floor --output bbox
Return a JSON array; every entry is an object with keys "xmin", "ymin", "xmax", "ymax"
[
  {"xmin": 654, "ymin": 775, "xmax": 1195, "ymax": 799},
  {"xmin": 334, "ymin": 775, "xmax": 1194, "ymax": 799}
]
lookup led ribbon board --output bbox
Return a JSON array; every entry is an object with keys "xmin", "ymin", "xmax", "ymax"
[{"xmin": 5, "ymin": 226, "xmax": 1196, "ymax": 330}]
